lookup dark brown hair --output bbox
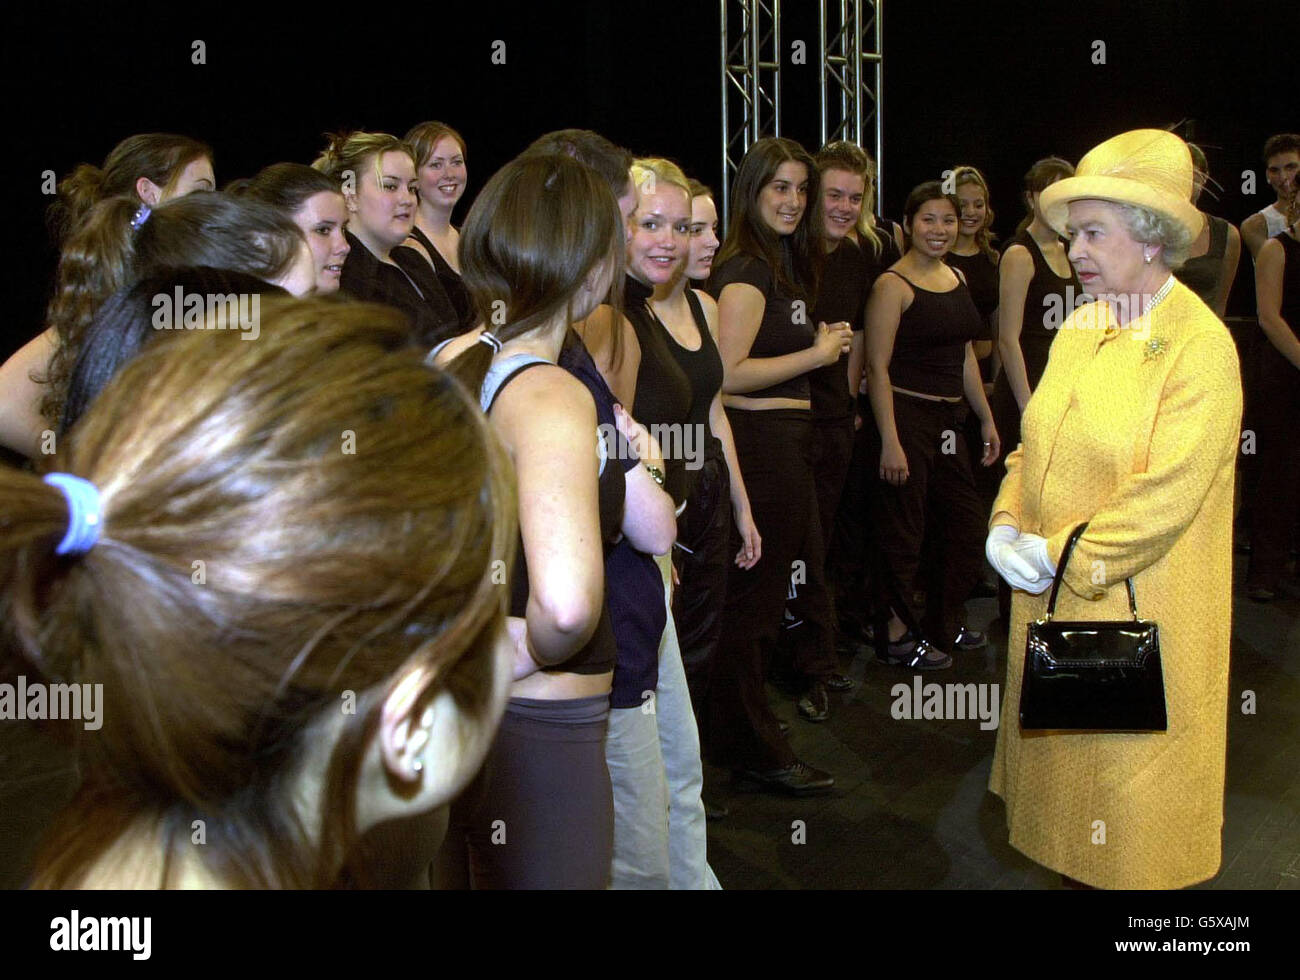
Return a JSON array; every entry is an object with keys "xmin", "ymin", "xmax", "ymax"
[
  {"xmin": 47, "ymin": 133, "xmax": 212, "ymax": 245},
  {"xmin": 449, "ymin": 152, "xmax": 625, "ymax": 395},
  {"xmin": 715, "ymin": 137, "xmax": 825, "ymax": 300},
  {"xmin": 523, "ymin": 129, "xmax": 633, "ymax": 200},
  {"xmin": 6, "ymin": 296, "xmax": 514, "ymax": 888},
  {"xmin": 1015, "ymin": 156, "xmax": 1075, "ymax": 235},
  {"xmin": 227, "ymin": 162, "xmax": 342, "ymax": 215}
]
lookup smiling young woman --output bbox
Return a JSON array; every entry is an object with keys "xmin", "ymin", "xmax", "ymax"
[
  {"xmin": 705, "ymin": 137, "xmax": 843, "ymax": 796},
  {"xmin": 404, "ymin": 121, "xmax": 475, "ymax": 330},
  {"xmin": 863, "ymin": 181, "xmax": 999, "ymax": 669}
]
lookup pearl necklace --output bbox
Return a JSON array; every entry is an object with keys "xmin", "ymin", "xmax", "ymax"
[{"xmin": 1141, "ymin": 275, "xmax": 1176, "ymax": 317}]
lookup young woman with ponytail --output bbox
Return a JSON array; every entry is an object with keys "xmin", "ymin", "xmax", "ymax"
[
  {"xmin": 433, "ymin": 152, "xmax": 675, "ymax": 889},
  {"xmin": 3, "ymin": 297, "xmax": 516, "ymax": 888},
  {"xmin": 45, "ymin": 132, "xmax": 213, "ymax": 245},
  {"xmin": 0, "ymin": 193, "xmax": 313, "ymax": 457}
]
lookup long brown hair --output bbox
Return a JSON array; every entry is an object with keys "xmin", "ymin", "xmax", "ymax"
[
  {"xmin": 1014, "ymin": 156, "xmax": 1075, "ymax": 235},
  {"xmin": 715, "ymin": 137, "xmax": 825, "ymax": 301},
  {"xmin": 38, "ymin": 193, "xmax": 306, "ymax": 424},
  {"xmin": 46, "ymin": 133, "xmax": 212, "ymax": 245},
  {"xmin": 449, "ymin": 152, "xmax": 625, "ymax": 395},
  {"xmin": 5, "ymin": 297, "xmax": 515, "ymax": 888}
]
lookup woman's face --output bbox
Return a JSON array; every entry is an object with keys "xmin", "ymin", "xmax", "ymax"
[
  {"xmin": 686, "ymin": 194, "xmax": 720, "ymax": 281},
  {"xmin": 627, "ymin": 184, "xmax": 690, "ymax": 286},
  {"xmin": 273, "ymin": 238, "xmax": 319, "ymax": 297},
  {"xmin": 293, "ymin": 191, "xmax": 350, "ymax": 294},
  {"xmin": 158, "ymin": 156, "xmax": 215, "ymax": 203},
  {"xmin": 350, "ymin": 151, "xmax": 418, "ymax": 249},
  {"xmin": 417, "ymin": 136, "xmax": 467, "ymax": 212},
  {"xmin": 757, "ymin": 161, "xmax": 809, "ymax": 236},
  {"xmin": 956, "ymin": 180, "xmax": 988, "ymax": 238},
  {"xmin": 821, "ymin": 167, "xmax": 865, "ymax": 243},
  {"xmin": 1065, "ymin": 198, "xmax": 1151, "ymax": 297},
  {"xmin": 906, "ymin": 197, "xmax": 959, "ymax": 258}
]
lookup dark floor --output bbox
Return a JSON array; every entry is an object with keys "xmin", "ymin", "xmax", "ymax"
[
  {"xmin": 703, "ymin": 554, "xmax": 1300, "ymax": 889},
  {"xmin": 2, "ymin": 556, "xmax": 1297, "ymax": 889}
]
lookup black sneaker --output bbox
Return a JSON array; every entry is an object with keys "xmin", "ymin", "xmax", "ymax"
[{"xmin": 953, "ymin": 626, "xmax": 987, "ymax": 650}]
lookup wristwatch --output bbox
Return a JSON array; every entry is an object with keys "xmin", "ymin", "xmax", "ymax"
[{"xmin": 644, "ymin": 463, "xmax": 666, "ymax": 487}]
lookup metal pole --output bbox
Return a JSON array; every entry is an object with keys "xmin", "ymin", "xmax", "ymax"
[
  {"xmin": 772, "ymin": 0, "xmax": 781, "ymax": 137},
  {"xmin": 874, "ymin": 0, "xmax": 884, "ymax": 204},
  {"xmin": 720, "ymin": 0, "xmax": 729, "ymax": 230},
  {"xmin": 818, "ymin": 0, "xmax": 827, "ymax": 148}
]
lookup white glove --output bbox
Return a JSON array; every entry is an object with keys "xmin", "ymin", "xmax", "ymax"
[
  {"xmin": 1011, "ymin": 532, "xmax": 1056, "ymax": 591},
  {"xmin": 986, "ymin": 525, "xmax": 1044, "ymax": 593}
]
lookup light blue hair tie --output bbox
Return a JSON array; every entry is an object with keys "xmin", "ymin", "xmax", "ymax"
[
  {"xmin": 43, "ymin": 473, "xmax": 103, "ymax": 556},
  {"xmin": 130, "ymin": 205, "xmax": 152, "ymax": 231},
  {"xmin": 477, "ymin": 331, "xmax": 503, "ymax": 352}
]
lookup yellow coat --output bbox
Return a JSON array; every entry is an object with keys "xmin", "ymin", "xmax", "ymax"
[{"xmin": 988, "ymin": 279, "xmax": 1241, "ymax": 889}]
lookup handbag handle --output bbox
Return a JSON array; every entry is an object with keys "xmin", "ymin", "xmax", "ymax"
[{"xmin": 1043, "ymin": 522, "xmax": 1139, "ymax": 622}]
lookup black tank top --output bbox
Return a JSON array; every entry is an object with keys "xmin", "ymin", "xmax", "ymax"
[
  {"xmin": 625, "ymin": 275, "xmax": 695, "ymax": 505},
  {"xmin": 480, "ymin": 352, "xmax": 619, "ymax": 676},
  {"xmin": 882, "ymin": 269, "xmax": 985, "ymax": 398},
  {"xmin": 707, "ymin": 244, "xmax": 814, "ymax": 402},
  {"xmin": 1174, "ymin": 214, "xmax": 1230, "ymax": 309},
  {"xmin": 657, "ymin": 289, "xmax": 724, "ymax": 432},
  {"xmin": 945, "ymin": 249, "xmax": 999, "ymax": 320},
  {"xmin": 1003, "ymin": 230, "xmax": 1081, "ymax": 387},
  {"xmin": 408, "ymin": 224, "xmax": 476, "ymax": 331}
]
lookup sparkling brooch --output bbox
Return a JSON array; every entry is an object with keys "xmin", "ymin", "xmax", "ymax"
[{"xmin": 1142, "ymin": 336, "xmax": 1169, "ymax": 362}]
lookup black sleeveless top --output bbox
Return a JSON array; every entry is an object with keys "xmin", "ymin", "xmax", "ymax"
[
  {"xmin": 882, "ymin": 269, "xmax": 986, "ymax": 399},
  {"xmin": 1277, "ymin": 232, "xmax": 1300, "ymax": 337},
  {"xmin": 624, "ymin": 275, "xmax": 695, "ymax": 506},
  {"xmin": 706, "ymin": 242, "xmax": 814, "ymax": 402},
  {"xmin": 1174, "ymin": 215, "xmax": 1230, "ymax": 309},
  {"xmin": 480, "ymin": 351, "xmax": 621, "ymax": 676},
  {"xmin": 945, "ymin": 249, "xmax": 999, "ymax": 320},
  {"xmin": 340, "ymin": 230, "xmax": 461, "ymax": 347},
  {"xmin": 408, "ymin": 224, "xmax": 476, "ymax": 331},
  {"xmin": 809, "ymin": 238, "xmax": 871, "ymax": 420},
  {"xmin": 1002, "ymin": 230, "xmax": 1081, "ymax": 387},
  {"xmin": 656, "ymin": 290, "xmax": 724, "ymax": 431}
]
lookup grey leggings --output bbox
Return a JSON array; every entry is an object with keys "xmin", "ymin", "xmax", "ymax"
[{"xmin": 434, "ymin": 694, "xmax": 613, "ymax": 890}]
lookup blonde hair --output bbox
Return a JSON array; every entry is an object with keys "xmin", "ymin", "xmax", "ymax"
[
  {"xmin": 814, "ymin": 141, "xmax": 883, "ymax": 256},
  {"xmin": 950, "ymin": 164, "xmax": 998, "ymax": 260},
  {"xmin": 631, "ymin": 157, "xmax": 692, "ymax": 207},
  {"xmin": 312, "ymin": 132, "xmax": 417, "ymax": 193}
]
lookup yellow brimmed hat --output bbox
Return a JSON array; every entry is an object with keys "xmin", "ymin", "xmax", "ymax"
[{"xmin": 1040, "ymin": 129, "xmax": 1204, "ymax": 241}]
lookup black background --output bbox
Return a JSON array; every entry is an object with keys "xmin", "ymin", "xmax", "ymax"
[{"xmin": 3, "ymin": 0, "xmax": 1293, "ymax": 357}]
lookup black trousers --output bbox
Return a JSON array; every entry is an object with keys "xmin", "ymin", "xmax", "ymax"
[
  {"xmin": 1248, "ymin": 345, "xmax": 1300, "ymax": 588},
  {"xmin": 781, "ymin": 414, "xmax": 855, "ymax": 677},
  {"xmin": 866, "ymin": 393, "xmax": 986, "ymax": 646},
  {"xmin": 707, "ymin": 409, "xmax": 824, "ymax": 771},
  {"xmin": 672, "ymin": 437, "xmax": 730, "ymax": 742}
]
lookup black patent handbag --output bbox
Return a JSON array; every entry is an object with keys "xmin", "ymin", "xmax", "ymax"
[{"xmin": 1018, "ymin": 523, "xmax": 1168, "ymax": 732}]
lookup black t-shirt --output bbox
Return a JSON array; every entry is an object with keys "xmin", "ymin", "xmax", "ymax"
[
  {"xmin": 808, "ymin": 238, "xmax": 870, "ymax": 420},
  {"xmin": 706, "ymin": 243, "xmax": 814, "ymax": 401}
]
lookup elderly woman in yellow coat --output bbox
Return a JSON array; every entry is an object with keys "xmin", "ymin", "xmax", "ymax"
[{"xmin": 984, "ymin": 130, "xmax": 1242, "ymax": 890}]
